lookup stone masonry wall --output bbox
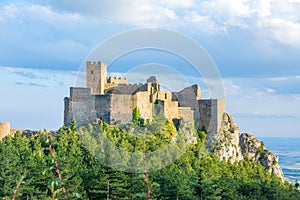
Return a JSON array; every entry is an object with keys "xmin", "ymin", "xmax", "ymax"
[
  {"xmin": 106, "ymin": 83, "xmax": 146, "ymax": 95},
  {"xmin": 95, "ymin": 95, "xmax": 111, "ymax": 124},
  {"xmin": 198, "ymin": 99, "xmax": 225, "ymax": 134},
  {"xmin": 178, "ymin": 107, "xmax": 195, "ymax": 125},
  {"xmin": 86, "ymin": 61, "xmax": 107, "ymax": 94},
  {"xmin": 163, "ymin": 101, "xmax": 179, "ymax": 121},
  {"xmin": 109, "ymin": 94, "xmax": 133, "ymax": 124},
  {"xmin": 64, "ymin": 97, "xmax": 70, "ymax": 125},
  {"xmin": 0, "ymin": 122, "xmax": 10, "ymax": 140},
  {"xmin": 176, "ymin": 85, "xmax": 201, "ymax": 108},
  {"xmin": 134, "ymin": 91, "xmax": 153, "ymax": 120},
  {"xmin": 67, "ymin": 87, "xmax": 96, "ymax": 127}
]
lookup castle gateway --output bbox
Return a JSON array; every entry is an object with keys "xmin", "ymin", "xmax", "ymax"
[{"xmin": 64, "ymin": 61, "xmax": 225, "ymax": 133}]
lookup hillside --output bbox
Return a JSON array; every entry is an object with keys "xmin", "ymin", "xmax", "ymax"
[{"xmin": 0, "ymin": 116, "xmax": 299, "ymax": 199}]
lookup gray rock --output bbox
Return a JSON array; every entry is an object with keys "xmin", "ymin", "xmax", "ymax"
[{"xmin": 207, "ymin": 113, "xmax": 285, "ymax": 181}]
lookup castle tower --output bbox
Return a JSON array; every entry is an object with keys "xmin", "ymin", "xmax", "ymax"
[
  {"xmin": 0, "ymin": 122, "xmax": 10, "ymax": 140},
  {"xmin": 147, "ymin": 76, "xmax": 160, "ymax": 92},
  {"xmin": 86, "ymin": 61, "xmax": 107, "ymax": 94}
]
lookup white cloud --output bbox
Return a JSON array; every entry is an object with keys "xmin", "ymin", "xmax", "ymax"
[
  {"xmin": 26, "ymin": 4, "xmax": 82, "ymax": 24},
  {"xmin": 2, "ymin": 0, "xmax": 299, "ymax": 48},
  {"xmin": 259, "ymin": 18, "xmax": 300, "ymax": 47},
  {"xmin": 183, "ymin": 11, "xmax": 227, "ymax": 33},
  {"xmin": 0, "ymin": 4, "xmax": 20, "ymax": 22},
  {"xmin": 201, "ymin": 0, "xmax": 250, "ymax": 17}
]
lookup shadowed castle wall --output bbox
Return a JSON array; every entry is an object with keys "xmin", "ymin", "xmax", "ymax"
[
  {"xmin": 109, "ymin": 94, "xmax": 133, "ymax": 124},
  {"xmin": 66, "ymin": 87, "xmax": 96, "ymax": 127},
  {"xmin": 106, "ymin": 83, "xmax": 146, "ymax": 95},
  {"xmin": 176, "ymin": 85, "xmax": 201, "ymax": 108},
  {"xmin": 198, "ymin": 99, "xmax": 225, "ymax": 133},
  {"xmin": 95, "ymin": 95, "xmax": 111, "ymax": 123}
]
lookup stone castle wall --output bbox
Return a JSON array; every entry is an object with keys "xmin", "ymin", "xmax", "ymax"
[
  {"xmin": 64, "ymin": 97, "xmax": 70, "ymax": 125},
  {"xmin": 156, "ymin": 91, "xmax": 172, "ymax": 101},
  {"xmin": 199, "ymin": 99, "xmax": 225, "ymax": 133},
  {"xmin": 178, "ymin": 107, "xmax": 195, "ymax": 125},
  {"xmin": 156, "ymin": 100, "xmax": 179, "ymax": 121},
  {"xmin": 95, "ymin": 95, "xmax": 111, "ymax": 123},
  {"xmin": 176, "ymin": 85, "xmax": 201, "ymax": 108},
  {"xmin": 134, "ymin": 91, "xmax": 153, "ymax": 120},
  {"xmin": 0, "ymin": 122, "xmax": 10, "ymax": 139},
  {"xmin": 110, "ymin": 94, "xmax": 133, "ymax": 124},
  {"xmin": 107, "ymin": 76, "xmax": 128, "ymax": 84},
  {"xmin": 67, "ymin": 87, "xmax": 96, "ymax": 127}
]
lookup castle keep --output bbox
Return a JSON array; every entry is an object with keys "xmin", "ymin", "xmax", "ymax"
[{"xmin": 64, "ymin": 61, "xmax": 225, "ymax": 133}]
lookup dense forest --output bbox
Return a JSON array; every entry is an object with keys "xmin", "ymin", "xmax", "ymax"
[{"xmin": 0, "ymin": 113, "xmax": 299, "ymax": 199}]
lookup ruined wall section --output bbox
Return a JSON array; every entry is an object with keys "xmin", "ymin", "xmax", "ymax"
[
  {"xmin": 175, "ymin": 85, "xmax": 201, "ymax": 128},
  {"xmin": 176, "ymin": 85, "xmax": 201, "ymax": 107},
  {"xmin": 198, "ymin": 99, "xmax": 225, "ymax": 134}
]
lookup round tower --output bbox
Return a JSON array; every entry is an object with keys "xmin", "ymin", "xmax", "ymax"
[{"xmin": 0, "ymin": 122, "xmax": 10, "ymax": 139}]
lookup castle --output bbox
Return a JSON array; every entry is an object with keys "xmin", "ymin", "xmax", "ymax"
[{"xmin": 64, "ymin": 61, "xmax": 225, "ymax": 133}]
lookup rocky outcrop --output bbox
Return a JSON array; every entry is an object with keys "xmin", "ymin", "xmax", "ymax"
[
  {"xmin": 240, "ymin": 133, "xmax": 284, "ymax": 179},
  {"xmin": 207, "ymin": 113, "xmax": 284, "ymax": 180},
  {"xmin": 207, "ymin": 113, "xmax": 243, "ymax": 162}
]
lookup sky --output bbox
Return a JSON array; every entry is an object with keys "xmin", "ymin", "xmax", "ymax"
[{"xmin": 0, "ymin": 0, "xmax": 300, "ymax": 137}]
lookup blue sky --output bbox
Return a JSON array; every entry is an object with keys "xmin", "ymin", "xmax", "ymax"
[{"xmin": 0, "ymin": 0, "xmax": 300, "ymax": 137}]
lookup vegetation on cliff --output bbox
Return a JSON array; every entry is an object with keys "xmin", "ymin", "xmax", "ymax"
[{"xmin": 0, "ymin": 119, "xmax": 299, "ymax": 199}]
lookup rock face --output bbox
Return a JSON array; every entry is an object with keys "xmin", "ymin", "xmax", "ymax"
[
  {"xmin": 207, "ymin": 113, "xmax": 284, "ymax": 180},
  {"xmin": 207, "ymin": 113, "xmax": 243, "ymax": 162},
  {"xmin": 240, "ymin": 133, "xmax": 284, "ymax": 179}
]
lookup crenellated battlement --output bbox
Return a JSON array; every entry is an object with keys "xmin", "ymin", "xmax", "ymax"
[
  {"xmin": 107, "ymin": 76, "xmax": 128, "ymax": 84},
  {"xmin": 87, "ymin": 61, "xmax": 106, "ymax": 68},
  {"xmin": 127, "ymin": 83, "xmax": 144, "ymax": 87}
]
